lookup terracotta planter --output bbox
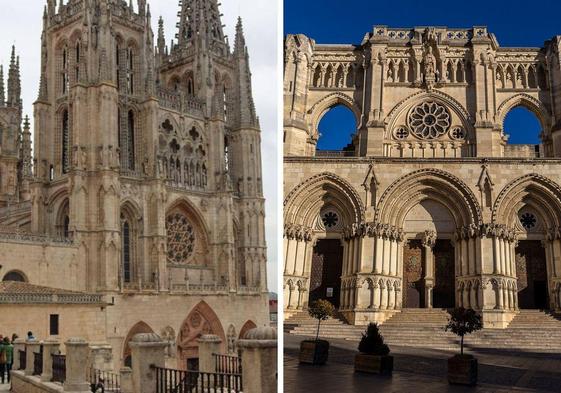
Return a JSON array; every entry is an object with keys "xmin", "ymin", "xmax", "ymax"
[
  {"xmin": 354, "ymin": 353, "xmax": 393, "ymax": 375},
  {"xmin": 299, "ymin": 340, "xmax": 329, "ymax": 365},
  {"xmin": 448, "ymin": 354, "xmax": 478, "ymax": 386}
]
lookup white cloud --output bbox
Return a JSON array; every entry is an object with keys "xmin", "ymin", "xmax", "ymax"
[{"xmin": 0, "ymin": 0, "xmax": 279, "ymax": 292}]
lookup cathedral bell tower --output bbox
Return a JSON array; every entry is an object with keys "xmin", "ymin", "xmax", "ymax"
[{"xmin": 32, "ymin": 0, "xmax": 156, "ymax": 292}]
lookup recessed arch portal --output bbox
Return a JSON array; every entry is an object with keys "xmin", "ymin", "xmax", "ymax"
[
  {"xmin": 122, "ymin": 321, "xmax": 154, "ymax": 367},
  {"xmin": 178, "ymin": 301, "xmax": 226, "ymax": 370}
]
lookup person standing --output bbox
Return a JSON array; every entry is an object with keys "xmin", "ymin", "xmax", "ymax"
[
  {"xmin": 3, "ymin": 338, "xmax": 13, "ymax": 384},
  {"xmin": 0, "ymin": 338, "xmax": 6, "ymax": 384}
]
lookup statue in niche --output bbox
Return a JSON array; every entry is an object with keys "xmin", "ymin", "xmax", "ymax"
[{"xmin": 423, "ymin": 46, "xmax": 437, "ymax": 90}]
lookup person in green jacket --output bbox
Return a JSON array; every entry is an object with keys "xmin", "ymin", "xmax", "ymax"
[{"xmin": 0, "ymin": 337, "xmax": 13, "ymax": 384}]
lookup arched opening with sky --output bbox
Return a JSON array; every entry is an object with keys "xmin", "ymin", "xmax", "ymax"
[
  {"xmin": 504, "ymin": 107, "xmax": 541, "ymax": 145},
  {"xmin": 317, "ymin": 105, "xmax": 356, "ymax": 151}
]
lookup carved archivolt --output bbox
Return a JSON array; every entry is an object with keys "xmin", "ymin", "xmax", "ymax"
[
  {"xmin": 376, "ymin": 168, "xmax": 483, "ymax": 227},
  {"xmin": 284, "ymin": 172, "xmax": 365, "ymax": 227},
  {"xmin": 492, "ymin": 173, "xmax": 561, "ymax": 227}
]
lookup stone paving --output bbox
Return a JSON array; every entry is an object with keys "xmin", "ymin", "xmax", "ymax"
[{"xmin": 284, "ymin": 333, "xmax": 561, "ymax": 392}]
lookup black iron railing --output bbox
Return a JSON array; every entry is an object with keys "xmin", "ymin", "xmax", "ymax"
[
  {"xmin": 152, "ymin": 365, "xmax": 243, "ymax": 393},
  {"xmin": 88, "ymin": 367, "xmax": 121, "ymax": 392},
  {"xmin": 52, "ymin": 354, "xmax": 66, "ymax": 383},
  {"xmin": 33, "ymin": 351, "xmax": 43, "ymax": 375},
  {"xmin": 213, "ymin": 353, "xmax": 242, "ymax": 374},
  {"xmin": 18, "ymin": 350, "xmax": 26, "ymax": 371}
]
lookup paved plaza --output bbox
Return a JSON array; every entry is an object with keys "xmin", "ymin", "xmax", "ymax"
[{"xmin": 284, "ymin": 334, "xmax": 561, "ymax": 392}]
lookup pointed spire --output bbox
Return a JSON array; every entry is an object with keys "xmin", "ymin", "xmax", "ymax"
[
  {"xmin": 157, "ymin": 16, "xmax": 166, "ymax": 55},
  {"xmin": 0, "ymin": 66, "xmax": 4, "ymax": 107},
  {"xmin": 7, "ymin": 46, "xmax": 21, "ymax": 108},
  {"xmin": 234, "ymin": 17, "xmax": 246, "ymax": 57},
  {"xmin": 176, "ymin": 0, "xmax": 227, "ymax": 49},
  {"xmin": 21, "ymin": 115, "xmax": 33, "ymax": 178},
  {"xmin": 231, "ymin": 20, "xmax": 258, "ymax": 129}
]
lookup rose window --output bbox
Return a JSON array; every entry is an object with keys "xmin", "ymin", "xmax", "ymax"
[
  {"xmin": 408, "ymin": 101, "xmax": 451, "ymax": 139},
  {"xmin": 519, "ymin": 212, "xmax": 537, "ymax": 229},
  {"xmin": 322, "ymin": 211, "xmax": 339, "ymax": 228},
  {"xmin": 166, "ymin": 213, "xmax": 196, "ymax": 264}
]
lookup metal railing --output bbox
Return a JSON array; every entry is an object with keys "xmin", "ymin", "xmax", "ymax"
[
  {"xmin": 88, "ymin": 368, "xmax": 121, "ymax": 393},
  {"xmin": 52, "ymin": 354, "xmax": 66, "ymax": 383},
  {"xmin": 213, "ymin": 353, "xmax": 242, "ymax": 375},
  {"xmin": 152, "ymin": 365, "xmax": 243, "ymax": 393},
  {"xmin": 315, "ymin": 149, "xmax": 355, "ymax": 157},
  {"xmin": 33, "ymin": 351, "xmax": 43, "ymax": 375},
  {"xmin": 18, "ymin": 350, "xmax": 26, "ymax": 371}
]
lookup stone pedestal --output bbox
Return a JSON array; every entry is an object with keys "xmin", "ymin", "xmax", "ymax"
[
  {"xmin": 197, "ymin": 335, "xmax": 222, "ymax": 373},
  {"xmin": 25, "ymin": 340, "xmax": 40, "ymax": 376},
  {"xmin": 12, "ymin": 338, "xmax": 25, "ymax": 371},
  {"xmin": 119, "ymin": 367, "xmax": 133, "ymax": 393},
  {"xmin": 63, "ymin": 338, "xmax": 91, "ymax": 393},
  {"xmin": 89, "ymin": 343, "xmax": 113, "ymax": 371},
  {"xmin": 129, "ymin": 333, "xmax": 167, "ymax": 393},
  {"xmin": 41, "ymin": 339, "xmax": 60, "ymax": 382},
  {"xmin": 238, "ymin": 327, "xmax": 277, "ymax": 393}
]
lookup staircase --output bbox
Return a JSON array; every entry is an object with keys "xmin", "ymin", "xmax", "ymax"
[{"xmin": 285, "ymin": 309, "xmax": 561, "ymax": 352}]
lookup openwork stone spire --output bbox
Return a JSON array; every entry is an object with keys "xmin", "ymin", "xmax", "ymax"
[
  {"xmin": 176, "ymin": 0, "xmax": 226, "ymax": 48},
  {"xmin": 233, "ymin": 17, "xmax": 258, "ymax": 129},
  {"xmin": 7, "ymin": 46, "xmax": 21, "ymax": 108},
  {"xmin": 0, "ymin": 65, "xmax": 5, "ymax": 107}
]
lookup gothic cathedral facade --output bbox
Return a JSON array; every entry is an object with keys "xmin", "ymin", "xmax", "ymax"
[
  {"xmin": 284, "ymin": 26, "xmax": 561, "ymax": 328},
  {"xmin": 0, "ymin": 0, "xmax": 268, "ymax": 368}
]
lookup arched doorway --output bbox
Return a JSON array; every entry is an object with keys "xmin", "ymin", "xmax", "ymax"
[
  {"xmin": 515, "ymin": 207, "xmax": 548, "ymax": 309},
  {"xmin": 402, "ymin": 200, "xmax": 456, "ymax": 309},
  {"xmin": 177, "ymin": 301, "xmax": 225, "ymax": 371},
  {"xmin": 122, "ymin": 321, "xmax": 154, "ymax": 367},
  {"xmin": 310, "ymin": 237, "xmax": 343, "ymax": 307}
]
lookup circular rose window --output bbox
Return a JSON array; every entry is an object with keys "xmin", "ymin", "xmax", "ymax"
[
  {"xmin": 166, "ymin": 213, "xmax": 196, "ymax": 264},
  {"xmin": 408, "ymin": 101, "xmax": 451, "ymax": 139}
]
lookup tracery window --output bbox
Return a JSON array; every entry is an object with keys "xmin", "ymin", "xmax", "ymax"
[
  {"xmin": 407, "ymin": 101, "xmax": 451, "ymax": 140},
  {"xmin": 520, "ymin": 212, "xmax": 537, "ymax": 230},
  {"xmin": 61, "ymin": 46, "xmax": 69, "ymax": 95},
  {"xmin": 127, "ymin": 47, "xmax": 134, "ymax": 94},
  {"xmin": 166, "ymin": 213, "xmax": 196, "ymax": 265}
]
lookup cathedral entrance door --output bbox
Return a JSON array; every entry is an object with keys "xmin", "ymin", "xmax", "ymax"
[
  {"xmin": 516, "ymin": 240, "xmax": 549, "ymax": 309},
  {"xmin": 403, "ymin": 239, "xmax": 425, "ymax": 308},
  {"xmin": 309, "ymin": 239, "xmax": 343, "ymax": 307},
  {"xmin": 432, "ymin": 239, "xmax": 455, "ymax": 308}
]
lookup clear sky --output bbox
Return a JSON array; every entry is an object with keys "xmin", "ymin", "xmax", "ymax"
[
  {"xmin": 0, "ymin": 0, "xmax": 278, "ymax": 292},
  {"xmin": 285, "ymin": 0, "xmax": 555, "ymax": 149}
]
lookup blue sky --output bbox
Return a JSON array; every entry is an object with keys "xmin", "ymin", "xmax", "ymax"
[{"xmin": 284, "ymin": 0, "xmax": 555, "ymax": 149}]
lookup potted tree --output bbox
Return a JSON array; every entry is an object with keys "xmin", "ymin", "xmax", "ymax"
[
  {"xmin": 299, "ymin": 299, "xmax": 334, "ymax": 365},
  {"xmin": 354, "ymin": 323, "xmax": 393, "ymax": 375},
  {"xmin": 445, "ymin": 307, "xmax": 483, "ymax": 386}
]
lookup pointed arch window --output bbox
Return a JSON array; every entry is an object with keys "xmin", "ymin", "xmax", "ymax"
[
  {"xmin": 127, "ymin": 110, "xmax": 136, "ymax": 170},
  {"xmin": 63, "ymin": 215, "xmax": 70, "ymax": 238},
  {"xmin": 62, "ymin": 47, "xmax": 69, "ymax": 94},
  {"xmin": 75, "ymin": 41, "xmax": 81, "ymax": 82},
  {"xmin": 187, "ymin": 77, "xmax": 194, "ymax": 96},
  {"xmin": 122, "ymin": 220, "xmax": 131, "ymax": 283},
  {"xmin": 127, "ymin": 47, "xmax": 134, "ymax": 94},
  {"xmin": 62, "ymin": 110, "xmax": 70, "ymax": 174}
]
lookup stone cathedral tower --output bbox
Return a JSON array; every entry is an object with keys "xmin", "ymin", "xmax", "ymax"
[{"xmin": 0, "ymin": 0, "xmax": 268, "ymax": 369}]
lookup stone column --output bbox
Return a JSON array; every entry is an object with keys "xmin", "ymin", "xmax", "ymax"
[
  {"xmin": 63, "ymin": 338, "xmax": 91, "ymax": 393},
  {"xmin": 129, "ymin": 333, "xmax": 167, "ymax": 393},
  {"xmin": 41, "ymin": 339, "xmax": 60, "ymax": 382},
  {"xmin": 422, "ymin": 230, "xmax": 436, "ymax": 308},
  {"xmin": 238, "ymin": 327, "xmax": 277, "ymax": 393},
  {"xmin": 12, "ymin": 338, "xmax": 25, "ymax": 371},
  {"xmin": 25, "ymin": 340, "xmax": 41, "ymax": 376},
  {"xmin": 120, "ymin": 367, "xmax": 133, "ymax": 393},
  {"xmin": 197, "ymin": 335, "xmax": 222, "ymax": 373}
]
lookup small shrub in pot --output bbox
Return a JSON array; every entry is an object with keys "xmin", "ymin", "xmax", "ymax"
[
  {"xmin": 299, "ymin": 299, "xmax": 335, "ymax": 365},
  {"xmin": 354, "ymin": 323, "xmax": 393, "ymax": 375}
]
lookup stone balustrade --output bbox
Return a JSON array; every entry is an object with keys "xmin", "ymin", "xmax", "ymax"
[{"xmin": 10, "ymin": 329, "xmax": 278, "ymax": 393}]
